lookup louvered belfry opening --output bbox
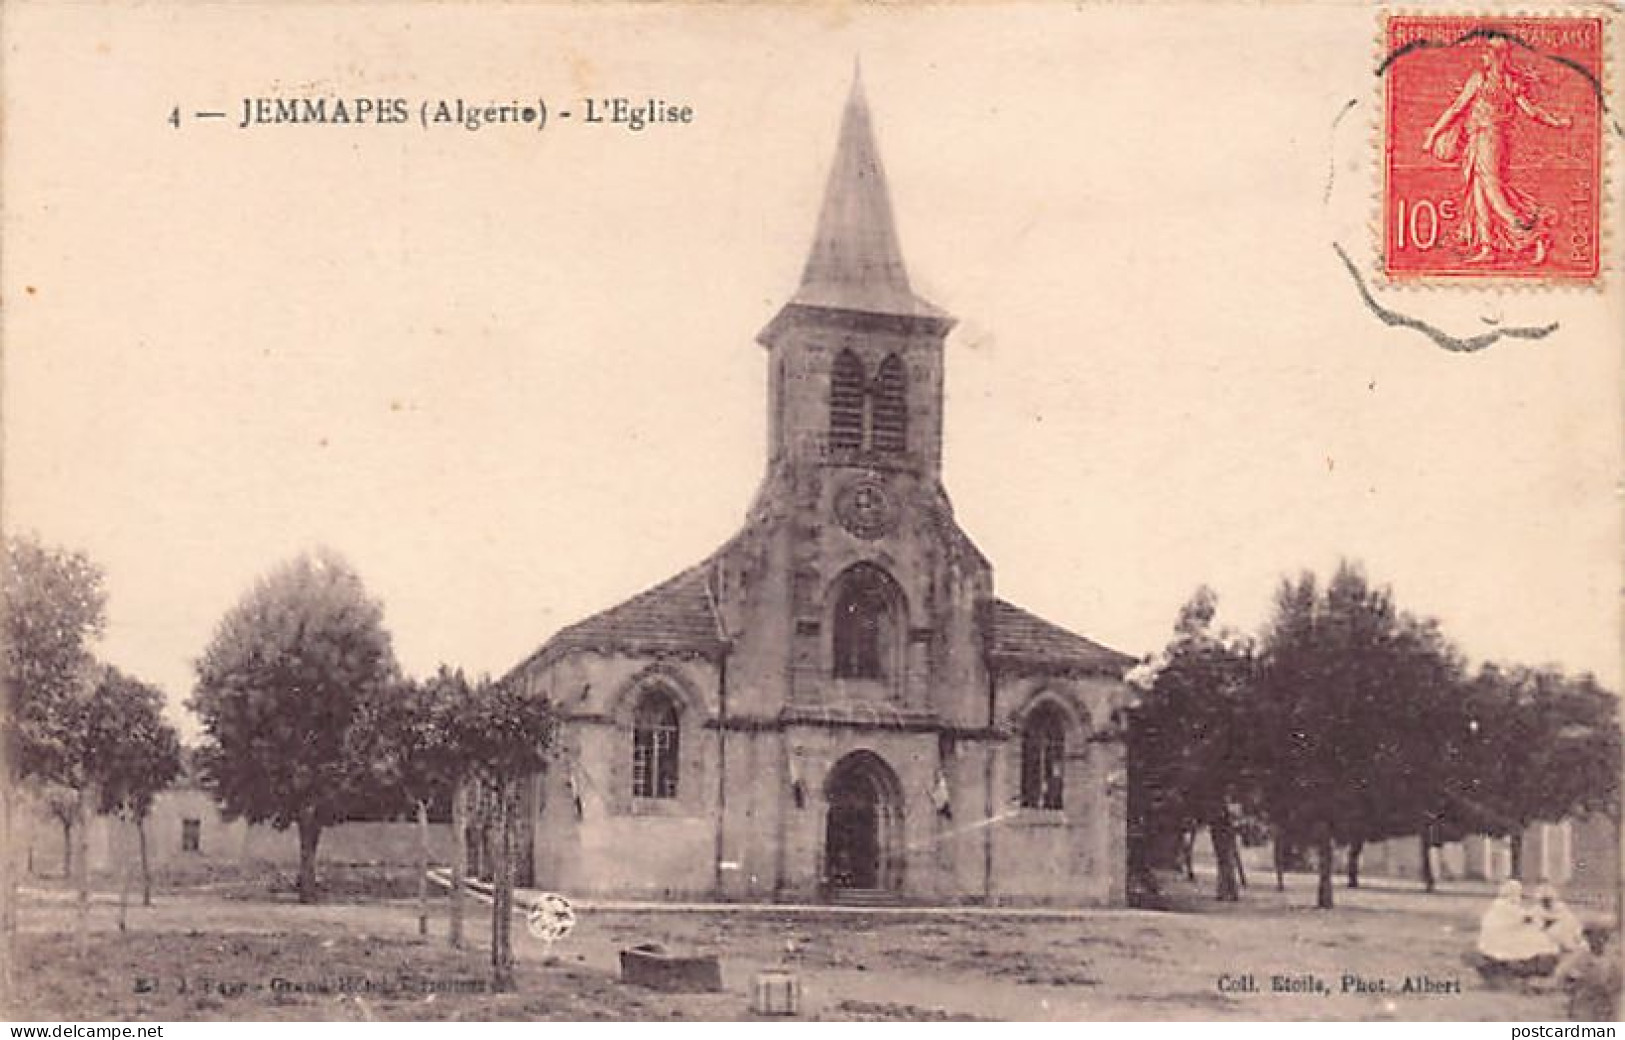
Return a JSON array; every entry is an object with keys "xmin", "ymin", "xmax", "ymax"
[
  {"xmin": 828, "ymin": 350, "xmax": 907, "ymax": 455},
  {"xmin": 829, "ymin": 349, "xmax": 867, "ymax": 451},
  {"xmin": 871, "ymin": 354, "xmax": 907, "ymax": 453}
]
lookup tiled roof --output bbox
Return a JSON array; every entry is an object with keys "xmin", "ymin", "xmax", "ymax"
[
  {"xmin": 514, "ymin": 568, "xmax": 1130, "ymax": 682},
  {"xmin": 990, "ymin": 599, "xmax": 1134, "ymax": 677},
  {"xmin": 520, "ymin": 563, "xmax": 725, "ymax": 670}
]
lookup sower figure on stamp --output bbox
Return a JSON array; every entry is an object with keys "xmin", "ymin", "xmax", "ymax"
[{"xmin": 1422, "ymin": 35, "xmax": 1571, "ymax": 265}]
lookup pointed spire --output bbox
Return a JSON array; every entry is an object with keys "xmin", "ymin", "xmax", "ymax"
[{"xmin": 791, "ymin": 68, "xmax": 944, "ymax": 321}]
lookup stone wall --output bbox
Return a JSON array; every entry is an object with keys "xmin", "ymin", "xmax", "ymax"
[{"xmin": 15, "ymin": 787, "xmax": 454, "ymax": 876}]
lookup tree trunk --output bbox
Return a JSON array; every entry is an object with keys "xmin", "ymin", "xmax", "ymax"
[
  {"xmin": 295, "ymin": 811, "xmax": 322, "ymax": 904},
  {"xmin": 1419, "ymin": 831, "xmax": 1435, "ymax": 893},
  {"xmin": 117, "ymin": 816, "xmax": 131, "ymax": 933},
  {"xmin": 1346, "ymin": 840, "xmax": 1363, "ymax": 889},
  {"xmin": 73, "ymin": 786, "xmax": 90, "ymax": 958},
  {"xmin": 490, "ymin": 777, "xmax": 516, "ymax": 993},
  {"xmin": 1232, "ymin": 841, "xmax": 1248, "ymax": 889},
  {"xmin": 1315, "ymin": 831, "xmax": 1334, "ymax": 910},
  {"xmin": 450, "ymin": 776, "xmax": 467, "ymax": 949},
  {"xmin": 1, "ymin": 760, "xmax": 16, "ymax": 1003},
  {"xmin": 1509, "ymin": 831, "xmax": 1524, "ymax": 881},
  {"xmin": 415, "ymin": 798, "xmax": 430, "ymax": 940},
  {"xmin": 1182, "ymin": 828, "xmax": 1197, "ymax": 882},
  {"xmin": 61, "ymin": 817, "xmax": 73, "ymax": 879},
  {"xmin": 1273, "ymin": 826, "xmax": 1286, "ymax": 892},
  {"xmin": 137, "ymin": 817, "xmax": 152, "ymax": 907},
  {"xmin": 1210, "ymin": 815, "xmax": 1240, "ymax": 902}
]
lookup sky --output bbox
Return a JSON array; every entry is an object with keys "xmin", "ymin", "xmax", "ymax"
[{"xmin": 4, "ymin": 2, "xmax": 1620, "ymax": 738}]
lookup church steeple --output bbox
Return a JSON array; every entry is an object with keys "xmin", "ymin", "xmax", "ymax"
[
  {"xmin": 786, "ymin": 69, "xmax": 947, "ymax": 323},
  {"xmin": 758, "ymin": 71, "xmax": 954, "ymax": 480}
]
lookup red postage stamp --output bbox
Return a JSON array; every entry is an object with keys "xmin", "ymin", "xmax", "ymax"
[{"xmin": 1382, "ymin": 14, "xmax": 1605, "ymax": 282}]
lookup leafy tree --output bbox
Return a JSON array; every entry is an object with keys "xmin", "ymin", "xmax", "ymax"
[
  {"xmin": 188, "ymin": 550, "xmax": 398, "ymax": 904},
  {"xmin": 1453, "ymin": 664, "xmax": 1620, "ymax": 877},
  {"xmin": 451, "ymin": 677, "xmax": 554, "ymax": 992},
  {"xmin": 1337, "ymin": 612, "xmax": 1467, "ymax": 891},
  {"xmin": 85, "ymin": 667, "xmax": 183, "ymax": 916},
  {"xmin": 349, "ymin": 666, "xmax": 467, "ymax": 939},
  {"xmin": 16, "ymin": 669, "xmax": 182, "ymax": 941},
  {"xmin": 4, "ymin": 537, "xmax": 107, "ymax": 782},
  {"xmin": 1377, "ymin": 601, "xmax": 1463, "ymax": 890},
  {"xmin": 1129, "ymin": 587, "xmax": 1260, "ymax": 901},
  {"xmin": 2, "ymin": 536, "xmax": 107, "ymax": 971},
  {"xmin": 1256, "ymin": 562, "xmax": 1465, "ymax": 909}
]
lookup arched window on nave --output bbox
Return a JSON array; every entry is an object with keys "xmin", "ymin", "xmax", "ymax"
[
  {"xmin": 1020, "ymin": 703, "xmax": 1066, "ymax": 810},
  {"xmin": 632, "ymin": 689, "xmax": 681, "ymax": 799},
  {"xmin": 832, "ymin": 566, "xmax": 898, "ymax": 680}
]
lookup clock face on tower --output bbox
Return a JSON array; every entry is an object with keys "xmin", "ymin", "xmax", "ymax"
[{"xmin": 834, "ymin": 477, "xmax": 897, "ymax": 540}]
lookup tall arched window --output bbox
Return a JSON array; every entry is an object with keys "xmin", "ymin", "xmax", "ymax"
[
  {"xmin": 829, "ymin": 350, "xmax": 866, "ymax": 452},
  {"xmin": 832, "ymin": 566, "xmax": 898, "ymax": 680},
  {"xmin": 1020, "ymin": 704, "xmax": 1066, "ymax": 810},
  {"xmin": 632, "ymin": 690, "xmax": 680, "ymax": 799},
  {"xmin": 872, "ymin": 355, "xmax": 907, "ymax": 454}
]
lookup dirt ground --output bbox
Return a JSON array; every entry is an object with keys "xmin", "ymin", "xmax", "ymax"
[{"xmin": 4, "ymin": 871, "xmax": 1607, "ymax": 1021}]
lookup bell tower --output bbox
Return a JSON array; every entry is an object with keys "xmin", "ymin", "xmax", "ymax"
[
  {"xmin": 757, "ymin": 70, "xmax": 956, "ymax": 485},
  {"xmin": 740, "ymin": 70, "xmax": 987, "ymax": 719}
]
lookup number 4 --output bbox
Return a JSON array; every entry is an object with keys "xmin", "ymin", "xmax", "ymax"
[{"xmin": 168, "ymin": 106, "xmax": 180, "ymax": 128}]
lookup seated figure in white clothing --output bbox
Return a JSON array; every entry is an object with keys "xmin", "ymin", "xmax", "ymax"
[
  {"xmin": 1475, "ymin": 880, "xmax": 1561, "ymax": 981},
  {"xmin": 1533, "ymin": 883, "xmax": 1587, "ymax": 955}
]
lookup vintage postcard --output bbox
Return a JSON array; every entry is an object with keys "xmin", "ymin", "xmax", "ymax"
[{"xmin": 2, "ymin": 0, "xmax": 1621, "ymax": 1026}]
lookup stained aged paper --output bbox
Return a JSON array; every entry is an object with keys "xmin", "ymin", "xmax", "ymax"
[{"xmin": 3, "ymin": 0, "xmax": 1622, "ymax": 1024}]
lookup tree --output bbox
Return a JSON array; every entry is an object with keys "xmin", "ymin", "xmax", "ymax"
[
  {"xmin": 2, "ymin": 536, "xmax": 107, "ymax": 973},
  {"xmin": 451, "ymin": 677, "xmax": 554, "ymax": 992},
  {"xmin": 1129, "ymin": 586, "xmax": 1261, "ymax": 901},
  {"xmin": 349, "ymin": 666, "xmax": 466, "ymax": 939},
  {"xmin": 1340, "ymin": 613, "xmax": 1467, "ymax": 892},
  {"xmin": 4, "ymin": 537, "xmax": 107, "ymax": 781},
  {"xmin": 1255, "ymin": 562, "xmax": 1465, "ymax": 909},
  {"xmin": 1453, "ymin": 664, "xmax": 1620, "ymax": 877},
  {"xmin": 12, "ymin": 666, "xmax": 186, "ymax": 948},
  {"xmin": 35, "ymin": 784, "xmax": 79, "ymax": 878},
  {"xmin": 188, "ymin": 550, "xmax": 398, "ymax": 904},
  {"xmin": 85, "ymin": 667, "xmax": 183, "ymax": 918}
]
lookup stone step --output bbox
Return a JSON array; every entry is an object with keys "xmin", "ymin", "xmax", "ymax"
[{"xmin": 829, "ymin": 887, "xmax": 903, "ymax": 907}]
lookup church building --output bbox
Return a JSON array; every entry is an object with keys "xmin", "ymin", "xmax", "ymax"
[{"xmin": 505, "ymin": 76, "xmax": 1136, "ymax": 905}]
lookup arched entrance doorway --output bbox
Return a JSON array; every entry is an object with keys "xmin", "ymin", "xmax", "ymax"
[{"xmin": 823, "ymin": 751, "xmax": 904, "ymax": 893}]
